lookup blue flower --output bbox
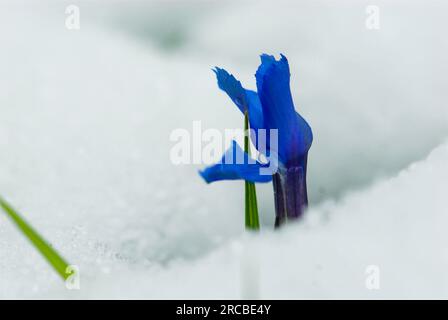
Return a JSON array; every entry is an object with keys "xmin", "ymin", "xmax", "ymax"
[{"xmin": 200, "ymin": 54, "xmax": 313, "ymax": 225}]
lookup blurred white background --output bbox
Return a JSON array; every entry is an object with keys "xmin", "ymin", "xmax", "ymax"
[{"xmin": 0, "ymin": 0, "xmax": 447, "ymax": 299}]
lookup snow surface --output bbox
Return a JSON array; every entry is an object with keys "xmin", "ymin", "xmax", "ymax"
[{"xmin": 0, "ymin": 0, "xmax": 448, "ymax": 299}]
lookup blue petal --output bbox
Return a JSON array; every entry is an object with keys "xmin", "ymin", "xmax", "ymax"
[
  {"xmin": 255, "ymin": 54, "xmax": 313, "ymax": 166},
  {"xmin": 199, "ymin": 141, "xmax": 273, "ymax": 184},
  {"xmin": 213, "ymin": 67, "xmax": 264, "ymax": 131},
  {"xmin": 254, "ymin": 54, "xmax": 277, "ymax": 92}
]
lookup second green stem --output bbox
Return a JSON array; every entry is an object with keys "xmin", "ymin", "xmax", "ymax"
[{"xmin": 244, "ymin": 111, "xmax": 260, "ymax": 230}]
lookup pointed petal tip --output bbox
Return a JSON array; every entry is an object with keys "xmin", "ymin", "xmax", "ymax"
[
  {"xmin": 212, "ymin": 66, "xmax": 225, "ymax": 76},
  {"xmin": 213, "ymin": 67, "xmax": 233, "ymax": 84},
  {"xmin": 198, "ymin": 169, "xmax": 212, "ymax": 184},
  {"xmin": 260, "ymin": 53, "xmax": 275, "ymax": 62},
  {"xmin": 258, "ymin": 53, "xmax": 289, "ymax": 67}
]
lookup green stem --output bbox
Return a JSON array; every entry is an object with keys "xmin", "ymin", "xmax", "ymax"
[
  {"xmin": 244, "ymin": 112, "xmax": 260, "ymax": 230},
  {"xmin": 0, "ymin": 196, "xmax": 73, "ymax": 281}
]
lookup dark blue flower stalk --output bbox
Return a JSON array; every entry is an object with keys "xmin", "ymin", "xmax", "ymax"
[{"xmin": 200, "ymin": 54, "xmax": 313, "ymax": 227}]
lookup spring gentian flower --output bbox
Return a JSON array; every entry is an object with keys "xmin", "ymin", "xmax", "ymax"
[{"xmin": 200, "ymin": 54, "xmax": 313, "ymax": 226}]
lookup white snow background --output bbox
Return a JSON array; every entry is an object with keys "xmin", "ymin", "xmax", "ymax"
[{"xmin": 0, "ymin": 0, "xmax": 448, "ymax": 299}]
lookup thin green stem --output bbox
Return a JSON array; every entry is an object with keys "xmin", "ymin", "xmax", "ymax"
[
  {"xmin": 244, "ymin": 112, "xmax": 260, "ymax": 230},
  {"xmin": 0, "ymin": 196, "xmax": 73, "ymax": 281}
]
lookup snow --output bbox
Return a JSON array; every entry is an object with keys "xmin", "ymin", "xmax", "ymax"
[{"xmin": 0, "ymin": 0, "xmax": 447, "ymax": 299}]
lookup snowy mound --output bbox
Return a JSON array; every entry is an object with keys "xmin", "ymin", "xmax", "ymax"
[{"xmin": 8, "ymin": 140, "xmax": 447, "ymax": 299}]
